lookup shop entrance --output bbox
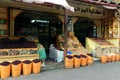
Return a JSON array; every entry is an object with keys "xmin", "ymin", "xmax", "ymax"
[
  {"xmin": 74, "ymin": 17, "xmax": 97, "ymax": 47},
  {"xmin": 14, "ymin": 10, "xmax": 62, "ymax": 56}
]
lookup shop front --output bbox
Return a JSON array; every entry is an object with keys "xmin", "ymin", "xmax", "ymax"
[{"xmin": 0, "ymin": 0, "xmax": 120, "ymax": 64}]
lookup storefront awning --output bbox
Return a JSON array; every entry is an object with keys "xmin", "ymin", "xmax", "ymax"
[{"xmin": 16, "ymin": 0, "xmax": 74, "ymax": 12}]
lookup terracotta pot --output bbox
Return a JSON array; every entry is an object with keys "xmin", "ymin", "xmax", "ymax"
[
  {"xmin": 80, "ymin": 55, "xmax": 87, "ymax": 66},
  {"xmin": 11, "ymin": 60, "xmax": 21, "ymax": 77},
  {"xmin": 22, "ymin": 60, "xmax": 32, "ymax": 75},
  {"xmin": 73, "ymin": 55, "xmax": 81, "ymax": 68},
  {"xmin": 86, "ymin": 55, "xmax": 93, "ymax": 66},
  {"xmin": 0, "ymin": 61, "xmax": 11, "ymax": 79},
  {"xmin": 32, "ymin": 59, "xmax": 41, "ymax": 74},
  {"xmin": 100, "ymin": 55, "xmax": 107, "ymax": 64},
  {"xmin": 65, "ymin": 55, "xmax": 73, "ymax": 68}
]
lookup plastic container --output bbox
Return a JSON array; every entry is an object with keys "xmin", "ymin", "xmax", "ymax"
[
  {"xmin": 65, "ymin": 55, "xmax": 73, "ymax": 68},
  {"xmin": 22, "ymin": 60, "xmax": 32, "ymax": 75},
  {"xmin": 11, "ymin": 60, "xmax": 21, "ymax": 77},
  {"xmin": 73, "ymin": 55, "xmax": 81, "ymax": 68},
  {"xmin": 32, "ymin": 59, "xmax": 41, "ymax": 74},
  {"xmin": 0, "ymin": 61, "xmax": 11, "ymax": 79}
]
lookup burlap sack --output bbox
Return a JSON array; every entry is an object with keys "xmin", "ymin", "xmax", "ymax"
[
  {"xmin": 100, "ymin": 55, "xmax": 107, "ymax": 64},
  {"xmin": 73, "ymin": 55, "xmax": 81, "ymax": 68},
  {"xmin": 32, "ymin": 59, "xmax": 41, "ymax": 74},
  {"xmin": 80, "ymin": 55, "xmax": 87, "ymax": 66},
  {"xmin": 11, "ymin": 60, "xmax": 21, "ymax": 77},
  {"xmin": 65, "ymin": 55, "xmax": 73, "ymax": 68},
  {"xmin": 22, "ymin": 60, "xmax": 32, "ymax": 75},
  {"xmin": 0, "ymin": 61, "xmax": 11, "ymax": 79}
]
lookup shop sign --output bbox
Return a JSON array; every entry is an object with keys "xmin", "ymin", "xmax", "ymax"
[{"xmin": 75, "ymin": 6, "xmax": 106, "ymax": 16}]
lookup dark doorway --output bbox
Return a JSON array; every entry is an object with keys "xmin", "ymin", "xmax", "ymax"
[
  {"xmin": 14, "ymin": 11, "xmax": 62, "ymax": 56},
  {"xmin": 74, "ymin": 18, "xmax": 97, "ymax": 47}
]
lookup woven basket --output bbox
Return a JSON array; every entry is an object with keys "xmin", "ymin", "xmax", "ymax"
[
  {"xmin": 22, "ymin": 60, "xmax": 32, "ymax": 75},
  {"xmin": 11, "ymin": 60, "xmax": 21, "ymax": 77},
  {"xmin": 32, "ymin": 59, "xmax": 41, "ymax": 74},
  {"xmin": 100, "ymin": 55, "xmax": 107, "ymax": 64},
  {"xmin": 80, "ymin": 55, "xmax": 87, "ymax": 66},
  {"xmin": 0, "ymin": 61, "xmax": 11, "ymax": 79},
  {"xmin": 65, "ymin": 55, "xmax": 73, "ymax": 68},
  {"xmin": 73, "ymin": 55, "xmax": 81, "ymax": 68}
]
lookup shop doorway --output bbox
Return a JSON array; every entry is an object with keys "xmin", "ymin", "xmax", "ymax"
[
  {"xmin": 74, "ymin": 17, "xmax": 97, "ymax": 47},
  {"xmin": 14, "ymin": 10, "xmax": 62, "ymax": 56}
]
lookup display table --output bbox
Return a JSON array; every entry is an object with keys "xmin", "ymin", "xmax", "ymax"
[
  {"xmin": 0, "ymin": 48, "xmax": 39, "ymax": 62},
  {"xmin": 0, "ymin": 37, "xmax": 40, "ymax": 62},
  {"xmin": 86, "ymin": 37, "xmax": 117, "ymax": 58}
]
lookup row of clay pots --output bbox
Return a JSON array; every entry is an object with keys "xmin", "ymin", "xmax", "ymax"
[
  {"xmin": 101, "ymin": 54, "xmax": 120, "ymax": 64},
  {"xmin": 65, "ymin": 54, "xmax": 94, "ymax": 68},
  {"xmin": 0, "ymin": 59, "xmax": 41, "ymax": 79}
]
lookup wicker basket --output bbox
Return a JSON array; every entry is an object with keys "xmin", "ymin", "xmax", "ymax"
[
  {"xmin": 73, "ymin": 55, "xmax": 81, "ymax": 68},
  {"xmin": 22, "ymin": 60, "xmax": 32, "ymax": 75},
  {"xmin": 100, "ymin": 55, "xmax": 107, "ymax": 64},
  {"xmin": 11, "ymin": 60, "xmax": 21, "ymax": 77},
  {"xmin": 32, "ymin": 59, "xmax": 41, "ymax": 74},
  {"xmin": 80, "ymin": 55, "xmax": 87, "ymax": 66},
  {"xmin": 0, "ymin": 61, "xmax": 11, "ymax": 79},
  {"xmin": 65, "ymin": 55, "xmax": 73, "ymax": 68}
]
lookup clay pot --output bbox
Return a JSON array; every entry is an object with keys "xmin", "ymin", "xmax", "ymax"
[
  {"xmin": 100, "ymin": 55, "xmax": 107, "ymax": 64},
  {"xmin": 32, "ymin": 59, "xmax": 41, "ymax": 74},
  {"xmin": 0, "ymin": 61, "xmax": 11, "ymax": 79},
  {"xmin": 22, "ymin": 60, "xmax": 32, "ymax": 75},
  {"xmin": 65, "ymin": 55, "xmax": 73, "ymax": 68},
  {"xmin": 73, "ymin": 55, "xmax": 81, "ymax": 68},
  {"xmin": 11, "ymin": 60, "xmax": 21, "ymax": 77},
  {"xmin": 80, "ymin": 55, "xmax": 87, "ymax": 66}
]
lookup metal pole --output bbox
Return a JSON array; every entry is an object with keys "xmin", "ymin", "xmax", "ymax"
[{"xmin": 64, "ymin": 8, "xmax": 68, "ymax": 58}]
